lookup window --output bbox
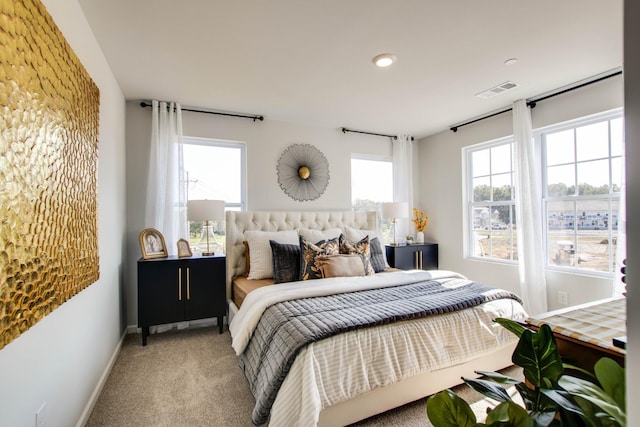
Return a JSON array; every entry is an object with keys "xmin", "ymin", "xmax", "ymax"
[
  {"xmin": 183, "ymin": 137, "xmax": 246, "ymax": 208},
  {"xmin": 464, "ymin": 110, "xmax": 624, "ymax": 276},
  {"xmin": 351, "ymin": 155, "xmax": 393, "ymax": 239},
  {"xmin": 543, "ymin": 112, "xmax": 623, "ymax": 274},
  {"xmin": 183, "ymin": 137, "xmax": 246, "ymax": 252},
  {"xmin": 466, "ymin": 139, "xmax": 517, "ymax": 261}
]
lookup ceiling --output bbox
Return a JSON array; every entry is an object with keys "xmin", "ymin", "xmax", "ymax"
[{"xmin": 78, "ymin": 0, "xmax": 623, "ymax": 139}]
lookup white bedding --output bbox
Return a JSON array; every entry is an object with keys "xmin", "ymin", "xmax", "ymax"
[
  {"xmin": 229, "ymin": 270, "xmax": 528, "ymax": 426},
  {"xmin": 230, "ymin": 269, "xmax": 465, "ymax": 354}
]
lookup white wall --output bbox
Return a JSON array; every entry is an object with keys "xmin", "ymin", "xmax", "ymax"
[
  {"xmin": 0, "ymin": 1, "xmax": 127, "ymax": 426},
  {"xmin": 417, "ymin": 75, "xmax": 623, "ymax": 310},
  {"xmin": 125, "ymin": 102, "xmax": 418, "ymax": 326},
  {"xmin": 624, "ymin": 0, "xmax": 639, "ymax": 421}
]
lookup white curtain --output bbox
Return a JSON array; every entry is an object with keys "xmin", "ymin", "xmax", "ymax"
[
  {"xmin": 145, "ymin": 100, "xmax": 187, "ymax": 256},
  {"xmin": 393, "ymin": 134, "xmax": 414, "ymax": 240},
  {"xmin": 513, "ymin": 100, "xmax": 548, "ymax": 315}
]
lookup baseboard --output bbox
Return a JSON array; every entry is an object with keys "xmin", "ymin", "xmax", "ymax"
[{"xmin": 75, "ymin": 328, "xmax": 127, "ymax": 427}]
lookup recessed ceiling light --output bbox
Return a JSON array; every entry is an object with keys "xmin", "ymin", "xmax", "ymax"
[
  {"xmin": 372, "ymin": 53, "xmax": 396, "ymax": 67},
  {"xmin": 504, "ymin": 58, "xmax": 518, "ymax": 66}
]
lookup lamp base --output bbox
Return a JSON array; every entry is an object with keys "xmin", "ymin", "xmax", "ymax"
[
  {"xmin": 389, "ymin": 242, "xmax": 402, "ymax": 246},
  {"xmin": 202, "ymin": 251, "xmax": 215, "ymax": 256}
]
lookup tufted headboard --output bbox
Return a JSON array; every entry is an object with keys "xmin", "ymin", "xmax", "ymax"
[{"xmin": 225, "ymin": 210, "xmax": 378, "ymax": 298}]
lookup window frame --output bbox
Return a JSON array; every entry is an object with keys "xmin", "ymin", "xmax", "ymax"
[
  {"xmin": 540, "ymin": 110, "xmax": 623, "ymax": 277},
  {"xmin": 350, "ymin": 153, "xmax": 393, "ymax": 210},
  {"xmin": 464, "ymin": 137, "xmax": 518, "ymax": 263},
  {"xmin": 463, "ymin": 109, "xmax": 623, "ymax": 277},
  {"xmin": 351, "ymin": 154, "xmax": 393, "ymax": 242},
  {"xmin": 182, "ymin": 136, "xmax": 247, "ymax": 211}
]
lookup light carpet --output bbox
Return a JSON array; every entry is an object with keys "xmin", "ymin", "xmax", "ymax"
[{"xmin": 86, "ymin": 325, "xmax": 522, "ymax": 426}]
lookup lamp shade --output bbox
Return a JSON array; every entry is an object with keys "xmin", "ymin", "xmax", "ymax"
[
  {"xmin": 382, "ymin": 202, "xmax": 408, "ymax": 219},
  {"xmin": 187, "ymin": 200, "xmax": 225, "ymax": 221}
]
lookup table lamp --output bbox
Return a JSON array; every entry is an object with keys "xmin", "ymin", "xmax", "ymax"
[
  {"xmin": 187, "ymin": 199, "xmax": 225, "ymax": 255},
  {"xmin": 382, "ymin": 202, "xmax": 408, "ymax": 246}
]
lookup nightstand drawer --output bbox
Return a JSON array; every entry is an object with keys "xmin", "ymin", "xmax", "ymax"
[{"xmin": 385, "ymin": 243, "xmax": 438, "ymax": 270}]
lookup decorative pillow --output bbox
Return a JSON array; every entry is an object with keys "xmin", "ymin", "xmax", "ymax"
[
  {"xmin": 339, "ymin": 234, "xmax": 374, "ymax": 276},
  {"xmin": 299, "ymin": 236, "xmax": 339, "ymax": 280},
  {"xmin": 316, "ymin": 254, "xmax": 365, "ymax": 278},
  {"xmin": 269, "ymin": 240, "xmax": 301, "ymax": 284},
  {"xmin": 298, "ymin": 227, "xmax": 342, "ymax": 243},
  {"xmin": 369, "ymin": 237, "xmax": 386, "ymax": 273},
  {"xmin": 344, "ymin": 226, "xmax": 389, "ymax": 268},
  {"xmin": 244, "ymin": 230, "xmax": 299, "ymax": 280}
]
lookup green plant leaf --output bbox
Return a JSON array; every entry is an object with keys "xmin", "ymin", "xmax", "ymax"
[
  {"xmin": 464, "ymin": 377, "xmax": 513, "ymax": 403},
  {"xmin": 540, "ymin": 388, "xmax": 587, "ymax": 417},
  {"xmin": 475, "ymin": 370, "xmax": 522, "ymax": 385},
  {"xmin": 593, "ymin": 357, "xmax": 625, "ymax": 411},
  {"xmin": 512, "ymin": 324, "xmax": 563, "ymax": 388},
  {"xmin": 562, "ymin": 362, "xmax": 597, "ymax": 380},
  {"xmin": 554, "ymin": 404, "xmax": 596, "ymax": 427},
  {"xmin": 559, "ymin": 375, "xmax": 626, "ymax": 426},
  {"xmin": 485, "ymin": 401, "xmax": 534, "ymax": 427},
  {"xmin": 427, "ymin": 389, "xmax": 478, "ymax": 427},
  {"xmin": 572, "ymin": 396, "xmax": 619, "ymax": 427},
  {"xmin": 514, "ymin": 383, "xmax": 538, "ymax": 411},
  {"xmin": 494, "ymin": 318, "xmax": 527, "ymax": 338},
  {"xmin": 528, "ymin": 409, "xmax": 558, "ymax": 426}
]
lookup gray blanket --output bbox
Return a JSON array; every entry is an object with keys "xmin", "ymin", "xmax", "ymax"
[{"xmin": 239, "ymin": 278, "xmax": 521, "ymax": 425}]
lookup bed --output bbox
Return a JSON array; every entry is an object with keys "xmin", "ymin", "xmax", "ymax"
[{"xmin": 226, "ymin": 211, "xmax": 527, "ymax": 426}]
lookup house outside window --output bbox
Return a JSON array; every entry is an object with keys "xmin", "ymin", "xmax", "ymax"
[{"xmin": 466, "ymin": 139, "xmax": 517, "ymax": 261}]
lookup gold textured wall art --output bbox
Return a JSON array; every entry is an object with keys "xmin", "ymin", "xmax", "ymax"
[{"xmin": 0, "ymin": 0, "xmax": 100, "ymax": 349}]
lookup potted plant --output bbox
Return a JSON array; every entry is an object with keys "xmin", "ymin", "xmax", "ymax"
[
  {"xmin": 426, "ymin": 318, "xmax": 626, "ymax": 426},
  {"xmin": 412, "ymin": 208, "xmax": 429, "ymax": 243}
]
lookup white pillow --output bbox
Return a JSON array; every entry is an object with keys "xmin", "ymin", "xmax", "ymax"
[
  {"xmin": 297, "ymin": 227, "xmax": 342, "ymax": 243},
  {"xmin": 244, "ymin": 230, "xmax": 299, "ymax": 280},
  {"xmin": 344, "ymin": 226, "xmax": 390, "ymax": 268}
]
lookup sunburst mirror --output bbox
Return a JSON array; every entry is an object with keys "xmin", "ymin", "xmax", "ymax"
[{"xmin": 277, "ymin": 144, "xmax": 330, "ymax": 201}]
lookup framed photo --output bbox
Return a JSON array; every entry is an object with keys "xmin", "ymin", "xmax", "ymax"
[
  {"xmin": 177, "ymin": 238, "xmax": 192, "ymax": 258},
  {"xmin": 139, "ymin": 228, "xmax": 168, "ymax": 259}
]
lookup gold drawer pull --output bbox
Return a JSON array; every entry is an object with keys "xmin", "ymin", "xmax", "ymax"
[{"xmin": 186, "ymin": 267, "xmax": 190, "ymax": 300}]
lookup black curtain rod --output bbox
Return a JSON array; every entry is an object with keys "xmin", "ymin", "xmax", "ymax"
[
  {"xmin": 139, "ymin": 101, "xmax": 264, "ymax": 122},
  {"xmin": 341, "ymin": 127, "xmax": 414, "ymax": 141},
  {"xmin": 450, "ymin": 70, "xmax": 622, "ymax": 132}
]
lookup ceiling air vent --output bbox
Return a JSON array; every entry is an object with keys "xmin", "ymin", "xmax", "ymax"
[{"xmin": 475, "ymin": 81, "xmax": 519, "ymax": 99}]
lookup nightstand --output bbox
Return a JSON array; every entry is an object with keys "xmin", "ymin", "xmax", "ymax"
[
  {"xmin": 385, "ymin": 243, "xmax": 438, "ymax": 270},
  {"xmin": 137, "ymin": 254, "xmax": 226, "ymax": 345}
]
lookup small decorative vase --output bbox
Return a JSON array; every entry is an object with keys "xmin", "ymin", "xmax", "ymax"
[{"xmin": 416, "ymin": 231, "xmax": 425, "ymax": 243}]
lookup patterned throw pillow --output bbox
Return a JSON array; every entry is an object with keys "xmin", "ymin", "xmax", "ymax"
[
  {"xmin": 269, "ymin": 240, "xmax": 301, "ymax": 284},
  {"xmin": 339, "ymin": 234, "xmax": 374, "ymax": 275},
  {"xmin": 299, "ymin": 236, "xmax": 339, "ymax": 280}
]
